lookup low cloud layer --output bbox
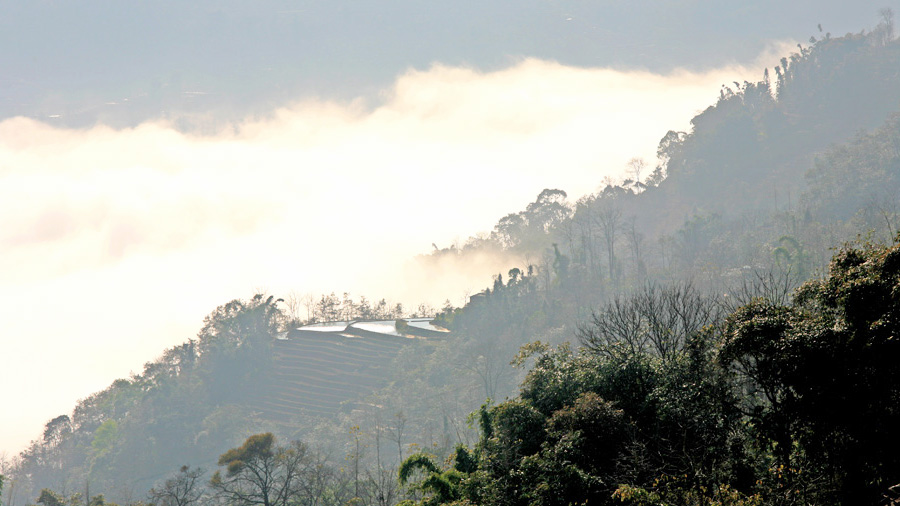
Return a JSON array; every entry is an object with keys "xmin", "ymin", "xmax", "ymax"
[{"xmin": 0, "ymin": 47, "xmax": 791, "ymax": 453}]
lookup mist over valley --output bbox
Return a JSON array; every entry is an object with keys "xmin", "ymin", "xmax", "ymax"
[{"xmin": 3, "ymin": 3, "xmax": 900, "ymax": 506}]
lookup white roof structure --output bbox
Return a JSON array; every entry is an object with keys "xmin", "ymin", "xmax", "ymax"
[{"xmin": 293, "ymin": 318, "xmax": 448, "ymax": 339}]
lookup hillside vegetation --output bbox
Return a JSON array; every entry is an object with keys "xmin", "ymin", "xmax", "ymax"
[{"xmin": 4, "ymin": 17, "xmax": 900, "ymax": 506}]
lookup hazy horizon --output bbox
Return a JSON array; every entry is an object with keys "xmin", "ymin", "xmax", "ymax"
[{"xmin": 2, "ymin": 0, "xmax": 893, "ymax": 128}]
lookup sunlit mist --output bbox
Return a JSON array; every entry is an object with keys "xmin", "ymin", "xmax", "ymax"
[{"xmin": 0, "ymin": 46, "xmax": 792, "ymax": 454}]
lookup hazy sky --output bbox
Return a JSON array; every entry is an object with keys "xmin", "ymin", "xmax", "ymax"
[
  {"xmin": 0, "ymin": 45, "xmax": 801, "ymax": 454},
  {"xmin": 1, "ymin": 0, "xmax": 895, "ymax": 126}
]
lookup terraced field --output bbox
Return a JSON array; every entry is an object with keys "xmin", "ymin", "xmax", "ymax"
[{"xmin": 251, "ymin": 324, "xmax": 436, "ymax": 420}]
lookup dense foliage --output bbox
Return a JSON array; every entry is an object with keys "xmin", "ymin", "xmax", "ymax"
[{"xmin": 399, "ymin": 238, "xmax": 900, "ymax": 506}]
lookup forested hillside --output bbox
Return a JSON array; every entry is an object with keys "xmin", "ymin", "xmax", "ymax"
[{"xmin": 4, "ymin": 17, "xmax": 900, "ymax": 506}]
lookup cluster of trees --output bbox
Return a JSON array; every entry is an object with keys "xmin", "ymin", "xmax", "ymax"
[
  {"xmin": 402, "ymin": 31, "xmax": 900, "ymax": 441},
  {"xmin": 388, "ymin": 28, "xmax": 900, "ymax": 505},
  {"xmin": 425, "ymin": 20, "xmax": 900, "ymax": 302},
  {"xmin": 18, "ymin": 433, "xmax": 379, "ymax": 506},
  {"xmin": 282, "ymin": 293, "xmax": 432, "ymax": 327},
  {"xmin": 399, "ymin": 238, "xmax": 900, "ymax": 506},
  {"xmin": 3, "ymin": 291, "xmax": 450, "ymax": 506},
  {"xmin": 2, "ymin": 295, "xmax": 288, "ymax": 502},
  {"xmin": 23, "ymin": 237, "xmax": 900, "ymax": 506}
]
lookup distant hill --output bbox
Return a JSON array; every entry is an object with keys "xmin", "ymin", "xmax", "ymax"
[{"xmin": 424, "ymin": 23, "xmax": 900, "ymax": 287}]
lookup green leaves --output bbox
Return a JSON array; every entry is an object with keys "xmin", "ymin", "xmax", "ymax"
[
  {"xmin": 398, "ymin": 454, "xmax": 441, "ymax": 485},
  {"xmin": 722, "ymin": 238, "xmax": 900, "ymax": 503},
  {"xmin": 90, "ymin": 420, "xmax": 119, "ymax": 456},
  {"xmin": 37, "ymin": 489, "xmax": 67, "ymax": 506},
  {"xmin": 210, "ymin": 434, "xmax": 314, "ymax": 506},
  {"xmin": 398, "ymin": 452, "xmax": 470, "ymax": 506},
  {"xmin": 217, "ymin": 433, "xmax": 275, "ymax": 477}
]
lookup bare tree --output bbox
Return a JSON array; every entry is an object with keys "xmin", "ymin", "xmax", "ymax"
[
  {"xmin": 284, "ymin": 292, "xmax": 305, "ymax": 326},
  {"xmin": 641, "ymin": 283, "xmax": 724, "ymax": 360},
  {"xmin": 363, "ymin": 467, "xmax": 398, "ymax": 506},
  {"xmin": 558, "ymin": 218, "xmax": 580, "ymax": 266},
  {"xmin": 292, "ymin": 450, "xmax": 346, "ymax": 506},
  {"xmin": 627, "ymin": 157, "xmax": 646, "ymax": 183},
  {"xmin": 148, "ymin": 466, "xmax": 205, "ymax": 506},
  {"xmin": 578, "ymin": 295, "xmax": 650, "ymax": 358},
  {"xmin": 300, "ymin": 293, "xmax": 317, "ymax": 323},
  {"xmin": 718, "ymin": 268, "xmax": 799, "ymax": 313},
  {"xmin": 624, "ymin": 217, "xmax": 646, "ymax": 280},
  {"xmin": 626, "ymin": 157, "xmax": 647, "ymax": 193},
  {"xmin": 456, "ymin": 339, "xmax": 514, "ymax": 401},
  {"xmin": 348, "ymin": 426, "xmax": 363, "ymax": 501},
  {"xmin": 579, "ymin": 283, "xmax": 725, "ymax": 361},
  {"xmin": 864, "ymin": 192, "xmax": 900, "ymax": 243},
  {"xmin": 592, "ymin": 201, "xmax": 622, "ymax": 285},
  {"xmin": 386, "ymin": 411, "xmax": 408, "ymax": 463},
  {"xmin": 877, "ymin": 8, "xmax": 895, "ymax": 45}
]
